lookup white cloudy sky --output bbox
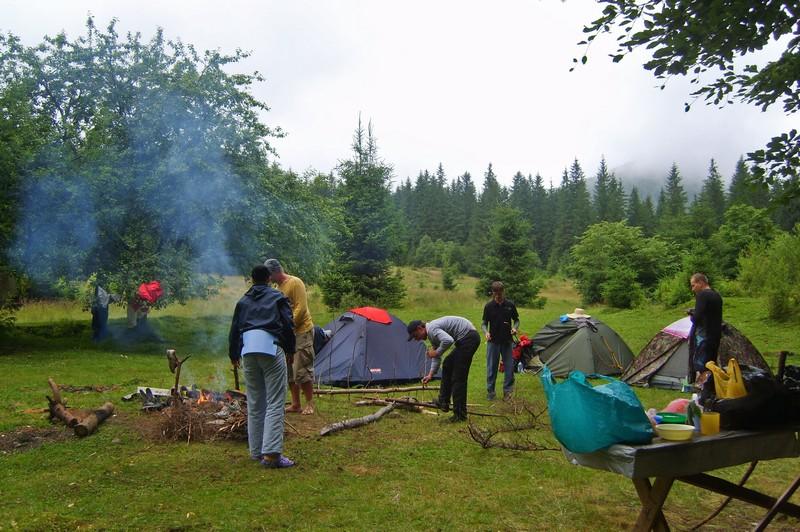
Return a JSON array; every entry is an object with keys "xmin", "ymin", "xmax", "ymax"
[{"xmin": 5, "ymin": 0, "xmax": 794, "ymax": 193}]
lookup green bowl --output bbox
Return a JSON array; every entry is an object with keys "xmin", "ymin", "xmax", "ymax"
[{"xmin": 657, "ymin": 412, "xmax": 687, "ymax": 424}]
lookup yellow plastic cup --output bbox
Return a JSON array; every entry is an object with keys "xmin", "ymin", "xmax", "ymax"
[{"xmin": 701, "ymin": 411, "xmax": 720, "ymax": 436}]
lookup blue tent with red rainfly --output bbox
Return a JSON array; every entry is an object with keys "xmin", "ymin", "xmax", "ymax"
[{"xmin": 314, "ymin": 307, "xmax": 437, "ymax": 387}]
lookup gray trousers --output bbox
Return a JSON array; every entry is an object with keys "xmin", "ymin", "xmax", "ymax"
[{"xmin": 243, "ymin": 347, "xmax": 287, "ymax": 458}]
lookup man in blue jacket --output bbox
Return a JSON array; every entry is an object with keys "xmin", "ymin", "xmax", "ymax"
[{"xmin": 229, "ymin": 264, "xmax": 296, "ymax": 468}]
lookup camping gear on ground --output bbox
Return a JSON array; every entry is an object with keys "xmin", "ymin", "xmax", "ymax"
[
  {"xmin": 531, "ymin": 316, "xmax": 634, "ymax": 377},
  {"xmin": 314, "ymin": 307, "xmax": 437, "ymax": 387},
  {"xmin": 512, "ymin": 334, "xmax": 537, "ymax": 371},
  {"xmin": 700, "ymin": 362, "xmax": 800, "ymax": 430},
  {"xmin": 541, "ymin": 366, "xmax": 653, "ymax": 453},
  {"xmin": 654, "ymin": 424, "xmax": 695, "ymax": 441},
  {"xmin": 705, "ymin": 359, "xmax": 748, "ymax": 399},
  {"xmin": 622, "ymin": 317, "xmax": 770, "ymax": 390}
]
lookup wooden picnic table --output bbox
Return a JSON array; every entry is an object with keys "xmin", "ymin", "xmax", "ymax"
[{"xmin": 563, "ymin": 428, "xmax": 800, "ymax": 531}]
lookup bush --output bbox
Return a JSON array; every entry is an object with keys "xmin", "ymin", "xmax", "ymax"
[
  {"xmin": 601, "ymin": 267, "xmax": 644, "ymax": 308},
  {"xmin": 739, "ymin": 228, "xmax": 800, "ymax": 320},
  {"xmin": 569, "ymin": 222, "xmax": 679, "ymax": 307}
]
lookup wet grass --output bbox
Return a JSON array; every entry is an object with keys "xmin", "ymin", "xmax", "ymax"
[{"xmin": 1, "ymin": 271, "xmax": 799, "ymax": 530}]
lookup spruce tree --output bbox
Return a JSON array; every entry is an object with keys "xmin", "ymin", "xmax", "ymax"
[
  {"xmin": 728, "ymin": 157, "xmax": 769, "ymax": 209},
  {"xmin": 474, "ymin": 207, "xmax": 542, "ymax": 306},
  {"xmin": 593, "ymin": 157, "xmax": 612, "ymax": 222},
  {"xmin": 320, "ymin": 119, "xmax": 405, "ymax": 309},
  {"xmin": 627, "ymin": 186, "xmax": 643, "ymax": 227}
]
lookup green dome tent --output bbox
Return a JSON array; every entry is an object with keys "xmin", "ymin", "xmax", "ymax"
[{"xmin": 531, "ymin": 316, "xmax": 634, "ymax": 377}]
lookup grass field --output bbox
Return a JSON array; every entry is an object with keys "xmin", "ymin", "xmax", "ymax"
[{"xmin": 1, "ymin": 269, "xmax": 799, "ymax": 531}]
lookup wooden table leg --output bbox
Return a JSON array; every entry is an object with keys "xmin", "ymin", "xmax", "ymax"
[
  {"xmin": 754, "ymin": 473, "xmax": 800, "ymax": 532},
  {"xmin": 633, "ymin": 477, "xmax": 673, "ymax": 532}
]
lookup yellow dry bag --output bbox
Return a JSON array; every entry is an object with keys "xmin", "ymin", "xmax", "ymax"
[{"xmin": 705, "ymin": 358, "xmax": 748, "ymax": 399}]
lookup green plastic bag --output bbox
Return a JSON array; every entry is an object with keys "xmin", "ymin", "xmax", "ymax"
[{"xmin": 541, "ymin": 366, "xmax": 653, "ymax": 453}]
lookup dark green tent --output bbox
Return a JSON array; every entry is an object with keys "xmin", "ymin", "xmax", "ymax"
[{"xmin": 532, "ymin": 317, "xmax": 634, "ymax": 377}]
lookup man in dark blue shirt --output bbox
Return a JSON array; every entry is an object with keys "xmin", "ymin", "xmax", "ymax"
[{"xmin": 481, "ymin": 281, "xmax": 520, "ymax": 401}]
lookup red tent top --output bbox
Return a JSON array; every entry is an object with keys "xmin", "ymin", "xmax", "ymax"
[
  {"xmin": 349, "ymin": 306, "xmax": 392, "ymax": 324},
  {"xmin": 137, "ymin": 280, "xmax": 163, "ymax": 304}
]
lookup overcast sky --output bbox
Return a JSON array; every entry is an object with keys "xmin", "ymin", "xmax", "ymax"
[{"xmin": 5, "ymin": 0, "xmax": 795, "ymax": 194}]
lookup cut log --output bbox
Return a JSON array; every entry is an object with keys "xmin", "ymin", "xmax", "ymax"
[
  {"xmin": 314, "ymin": 385, "xmax": 437, "ymax": 395},
  {"xmin": 74, "ymin": 402, "xmax": 115, "ymax": 437},
  {"xmin": 319, "ymin": 403, "xmax": 397, "ymax": 437}
]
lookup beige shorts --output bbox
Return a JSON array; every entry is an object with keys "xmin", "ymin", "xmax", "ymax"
[{"xmin": 287, "ymin": 329, "xmax": 315, "ymax": 384}]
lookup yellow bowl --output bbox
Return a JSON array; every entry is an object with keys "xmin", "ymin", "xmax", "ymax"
[{"xmin": 655, "ymin": 423, "xmax": 695, "ymax": 441}]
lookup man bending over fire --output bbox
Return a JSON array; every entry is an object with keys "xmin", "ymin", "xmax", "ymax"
[{"xmin": 228, "ymin": 264, "xmax": 296, "ymax": 468}]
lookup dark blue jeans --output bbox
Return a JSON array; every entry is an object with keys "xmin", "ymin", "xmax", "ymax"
[{"xmin": 486, "ymin": 341, "xmax": 514, "ymax": 397}]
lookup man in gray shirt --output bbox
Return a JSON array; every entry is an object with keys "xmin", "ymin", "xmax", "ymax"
[{"xmin": 407, "ymin": 316, "xmax": 481, "ymax": 422}]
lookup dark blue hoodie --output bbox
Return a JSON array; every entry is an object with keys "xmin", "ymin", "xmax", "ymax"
[{"xmin": 228, "ymin": 284, "xmax": 296, "ymax": 363}]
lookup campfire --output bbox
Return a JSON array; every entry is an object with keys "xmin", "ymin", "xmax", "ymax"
[{"xmin": 130, "ymin": 349, "xmax": 249, "ymax": 443}]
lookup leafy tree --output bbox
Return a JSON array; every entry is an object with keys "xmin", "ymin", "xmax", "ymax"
[
  {"xmin": 710, "ymin": 204, "xmax": 778, "ymax": 279},
  {"xmin": 0, "ymin": 78, "xmax": 50, "ymax": 325},
  {"xmin": 319, "ymin": 119, "xmax": 405, "ymax": 309},
  {"xmin": 474, "ymin": 207, "xmax": 542, "ymax": 306},
  {"xmin": 413, "ymin": 235, "xmax": 438, "ymax": 267},
  {"xmin": 738, "ymin": 226, "xmax": 800, "ymax": 320},
  {"xmin": 1, "ymin": 18, "xmax": 294, "ymax": 309},
  {"xmin": 577, "ymin": 0, "xmax": 800, "ymax": 197},
  {"xmin": 569, "ymin": 221, "xmax": 678, "ymax": 307}
]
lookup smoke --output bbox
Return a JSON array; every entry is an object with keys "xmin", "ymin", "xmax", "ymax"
[{"xmin": 13, "ymin": 173, "xmax": 98, "ymax": 284}]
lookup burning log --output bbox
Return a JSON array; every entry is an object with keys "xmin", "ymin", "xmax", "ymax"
[{"xmin": 319, "ymin": 403, "xmax": 397, "ymax": 437}]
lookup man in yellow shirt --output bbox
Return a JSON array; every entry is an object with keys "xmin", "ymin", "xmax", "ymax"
[{"xmin": 265, "ymin": 259, "xmax": 315, "ymax": 415}]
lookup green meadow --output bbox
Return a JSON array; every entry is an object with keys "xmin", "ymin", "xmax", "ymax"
[{"xmin": 1, "ymin": 270, "xmax": 799, "ymax": 531}]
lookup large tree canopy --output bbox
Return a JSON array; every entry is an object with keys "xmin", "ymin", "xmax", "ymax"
[
  {"xmin": 0, "ymin": 18, "xmax": 332, "ymax": 308},
  {"xmin": 578, "ymin": 0, "xmax": 799, "ymax": 196}
]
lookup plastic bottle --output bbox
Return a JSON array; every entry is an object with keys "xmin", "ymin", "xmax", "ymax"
[{"xmin": 687, "ymin": 393, "xmax": 702, "ymax": 432}]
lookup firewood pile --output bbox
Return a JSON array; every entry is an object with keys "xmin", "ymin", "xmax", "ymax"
[{"xmin": 155, "ymin": 396, "xmax": 248, "ymax": 443}]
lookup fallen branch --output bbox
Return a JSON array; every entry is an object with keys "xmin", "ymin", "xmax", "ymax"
[
  {"xmin": 320, "ymin": 403, "xmax": 397, "ymax": 436},
  {"xmin": 466, "ymin": 402, "xmax": 558, "ymax": 451},
  {"xmin": 314, "ymin": 385, "xmax": 437, "ymax": 395},
  {"xmin": 355, "ymin": 399, "xmax": 424, "ymax": 413}
]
